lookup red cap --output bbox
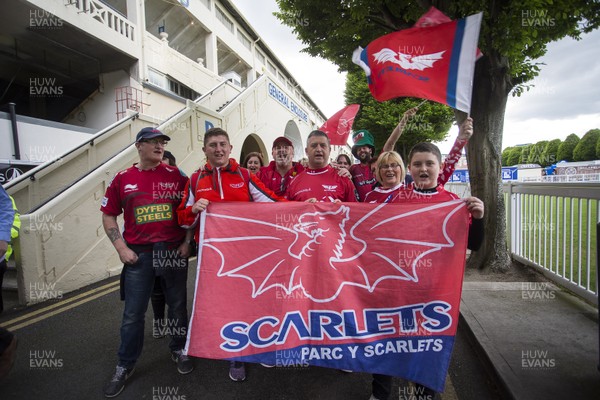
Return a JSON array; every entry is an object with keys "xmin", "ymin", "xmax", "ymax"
[{"xmin": 272, "ymin": 136, "xmax": 293, "ymax": 148}]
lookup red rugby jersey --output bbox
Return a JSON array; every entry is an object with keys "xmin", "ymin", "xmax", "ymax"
[
  {"xmin": 286, "ymin": 165, "xmax": 357, "ymax": 202},
  {"xmin": 101, "ymin": 163, "xmax": 188, "ymax": 245}
]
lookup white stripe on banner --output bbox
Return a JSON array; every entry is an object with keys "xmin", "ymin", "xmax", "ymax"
[{"xmin": 455, "ymin": 12, "xmax": 482, "ymax": 114}]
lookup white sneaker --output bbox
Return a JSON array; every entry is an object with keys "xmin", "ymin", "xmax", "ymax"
[{"xmin": 368, "ymin": 395, "xmax": 380, "ymax": 400}]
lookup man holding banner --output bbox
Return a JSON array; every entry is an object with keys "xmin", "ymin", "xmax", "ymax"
[
  {"xmin": 366, "ymin": 141, "xmax": 483, "ymax": 399},
  {"xmin": 182, "ymin": 7, "xmax": 484, "ymax": 396},
  {"xmin": 286, "ymin": 130, "xmax": 357, "ymax": 202},
  {"xmin": 177, "ymin": 127, "xmax": 284, "ymax": 382}
]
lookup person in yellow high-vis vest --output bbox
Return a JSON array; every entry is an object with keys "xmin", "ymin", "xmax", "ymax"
[
  {"xmin": 0, "ymin": 193, "xmax": 19, "ymax": 314},
  {"xmin": 0, "ymin": 186, "xmax": 17, "ymax": 381}
]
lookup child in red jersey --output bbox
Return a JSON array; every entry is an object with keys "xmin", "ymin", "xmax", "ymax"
[{"xmin": 367, "ymin": 141, "xmax": 484, "ymax": 400}]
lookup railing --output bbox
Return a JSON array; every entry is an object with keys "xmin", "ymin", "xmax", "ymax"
[
  {"xmin": 194, "ymin": 79, "xmax": 242, "ymax": 113},
  {"xmin": 506, "ymin": 182, "xmax": 599, "ymax": 304},
  {"xmin": 446, "ymin": 182, "xmax": 599, "ymax": 304},
  {"xmin": 5, "ymin": 112, "xmax": 139, "ymax": 213},
  {"xmin": 12, "ymin": 102, "xmax": 217, "ymax": 304},
  {"xmin": 66, "ymin": 0, "xmax": 135, "ymax": 41},
  {"xmin": 522, "ymin": 173, "xmax": 600, "ymax": 183}
]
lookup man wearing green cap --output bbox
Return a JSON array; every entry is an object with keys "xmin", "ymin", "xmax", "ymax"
[{"xmin": 350, "ymin": 129, "xmax": 377, "ymax": 201}]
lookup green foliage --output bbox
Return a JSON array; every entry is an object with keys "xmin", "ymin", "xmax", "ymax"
[
  {"xmin": 528, "ymin": 140, "xmax": 548, "ymax": 165},
  {"xmin": 275, "ymin": 0, "xmax": 600, "ymax": 94},
  {"xmin": 501, "ymin": 146, "xmax": 514, "ymax": 166},
  {"xmin": 541, "ymin": 139, "xmax": 562, "ymax": 166},
  {"xmin": 506, "ymin": 147, "xmax": 523, "ymax": 166},
  {"xmin": 593, "ymin": 130, "xmax": 600, "ymax": 159},
  {"xmin": 557, "ymin": 133, "xmax": 580, "ymax": 161},
  {"xmin": 276, "ymin": 0, "xmax": 600, "ymax": 268},
  {"xmin": 519, "ymin": 145, "xmax": 532, "ymax": 164},
  {"xmin": 573, "ymin": 129, "xmax": 600, "ymax": 161},
  {"xmin": 344, "ymin": 71, "xmax": 454, "ymax": 160}
]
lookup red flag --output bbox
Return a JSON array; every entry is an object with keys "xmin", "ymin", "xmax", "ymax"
[
  {"xmin": 320, "ymin": 104, "xmax": 360, "ymax": 145},
  {"xmin": 186, "ymin": 201, "xmax": 470, "ymax": 393},
  {"xmin": 352, "ymin": 13, "xmax": 482, "ymax": 113},
  {"xmin": 414, "ymin": 7, "xmax": 483, "ymax": 60}
]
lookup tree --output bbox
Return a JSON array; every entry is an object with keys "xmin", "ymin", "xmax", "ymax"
[
  {"xmin": 519, "ymin": 145, "xmax": 532, "ymax": 164},
  {"xmin": 506, "ymin": 147, "xmax": 523, "ymax": 166},
  {"xmin": 345, "ymin": 71, "xmax": 454, "ymax": 161},
  {"xmin": 541, "ymin": 139, "xmax": 562, "ymax": 166},
  {"xmin": 574, "ymin": 129, "xmax": 600, "ymax": 161},
  {"xmin": 276, "ymin": 0, "xmax": 600, "ymax": 272},
  {"xmin": 501, "ymin": 147, "xmax": 514, "ymax": 166},
  {"xmin": 557, "ymin": 133, "xmax": 580, "ymax": 161},
  {"xmin": 528, "ymin": 140, "xmax": 548, "ymax": 166},
  {"xmin": 595, "ymin": 131, "xmax": 600, "ymax": 159}
]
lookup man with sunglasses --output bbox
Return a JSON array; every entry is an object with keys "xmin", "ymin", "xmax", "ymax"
[{"xmin": 101, "ymin": 127, "xmax": 194, "ymax": 398}]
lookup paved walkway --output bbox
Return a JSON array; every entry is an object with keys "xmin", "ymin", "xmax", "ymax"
[
  {"xmin": 3, "ymin": 263, "xmax": 598, "ymax": 399},
  {"xmin": 460, "ymin": 271, "xmax": 600, "ymax": 400}
]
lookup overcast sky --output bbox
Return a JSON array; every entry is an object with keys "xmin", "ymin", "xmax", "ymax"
[{"xmin": 231, "ymin": 0, "xmax": 600, "ymax": 153}]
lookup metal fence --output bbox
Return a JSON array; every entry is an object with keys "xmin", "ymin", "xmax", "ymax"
[
  {"xmin": 521, "ymin": 173, "xmax": 600, "ymax": 183},
  {"xmin": 446, "ymin": 182, "xmax": 599, "ymax": 304}
]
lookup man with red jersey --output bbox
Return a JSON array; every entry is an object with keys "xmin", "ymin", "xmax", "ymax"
[
  {"xmin": 256, "ymin": 136, "xmax": 304, "ymax": 197},
  {"xmin": 286, "ymin": 130, "xmax": 357, "ymax": 203},
  {"xmin": 349, "ymin": 129, "xmax": 377, "ymax": 201},
  {"xmin": 101, "ymin": 127, "xmax": 194, "ymax": 398},
  {"xmin": 177, "ymin": 127, "xmax": 283, "ymax": 382}
]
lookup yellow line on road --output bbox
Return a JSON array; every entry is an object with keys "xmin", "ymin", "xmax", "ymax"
[
  {"xmin": 0, "ymin": 280, "xmax": 120, "ymax": 330},
  {"xmin": 3, "ymin": 286, "xmax": 120, "ymax": 331}
]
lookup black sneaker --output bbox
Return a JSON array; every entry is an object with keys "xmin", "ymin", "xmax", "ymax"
[
  {"xmin": 104, "ymin": 365, "xmax": 135, "ymax": 398},
  {"xmin": 171, "ymin": 350, "xmax": 194, "ymax": 374}
]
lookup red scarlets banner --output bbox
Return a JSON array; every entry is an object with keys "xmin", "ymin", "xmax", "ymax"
[
  {"xmin": 186, "ymin": 201, "xmax": 469, "ymax": 392},
  {"xmin": 352, "ymin": 13, "xmax": 482, "ymax": 113},
  {"xmin": 320, "ymin": 104, "xmax": 360, "ymax": 145}
]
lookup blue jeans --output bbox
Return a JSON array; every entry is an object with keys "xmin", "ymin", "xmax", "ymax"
[{"xmin": 117, "ymin": 246, "xmax": 188, "ymax": 368}]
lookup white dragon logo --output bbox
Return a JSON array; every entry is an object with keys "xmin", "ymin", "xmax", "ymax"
[{"xmin": 373, "ymin": 48, "xmax": 445, "ymax": 71}]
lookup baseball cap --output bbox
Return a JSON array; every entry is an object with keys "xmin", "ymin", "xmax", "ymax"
[
  {"xmin": 272, "ymin": 136, "xmax": 293, "ymax": 148},
  {"xmin": 135, "ymin": 127, "xmax": 171, "ymax": 143}
]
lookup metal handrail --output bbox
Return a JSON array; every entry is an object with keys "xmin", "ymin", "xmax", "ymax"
[
  {"xmin": 3, "ymin": 112, "xmax": 138, "ymax": 190},
  {"xmin": 193, "ymin": 79, "xmax": 233, "ymax": 103},
  {"xmin": 218, "ymin": 74, "xmax": 267, "ymax": 113}
]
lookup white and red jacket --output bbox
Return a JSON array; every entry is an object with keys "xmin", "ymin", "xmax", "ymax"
[{"xmin": 177, "ymin": 159, "xmax": 283, "ymax": 232}]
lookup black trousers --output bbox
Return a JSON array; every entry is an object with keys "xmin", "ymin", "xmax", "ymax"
[{"xmin": 0, "ymin": 327, "xmax": 14, "ymax": 354}]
